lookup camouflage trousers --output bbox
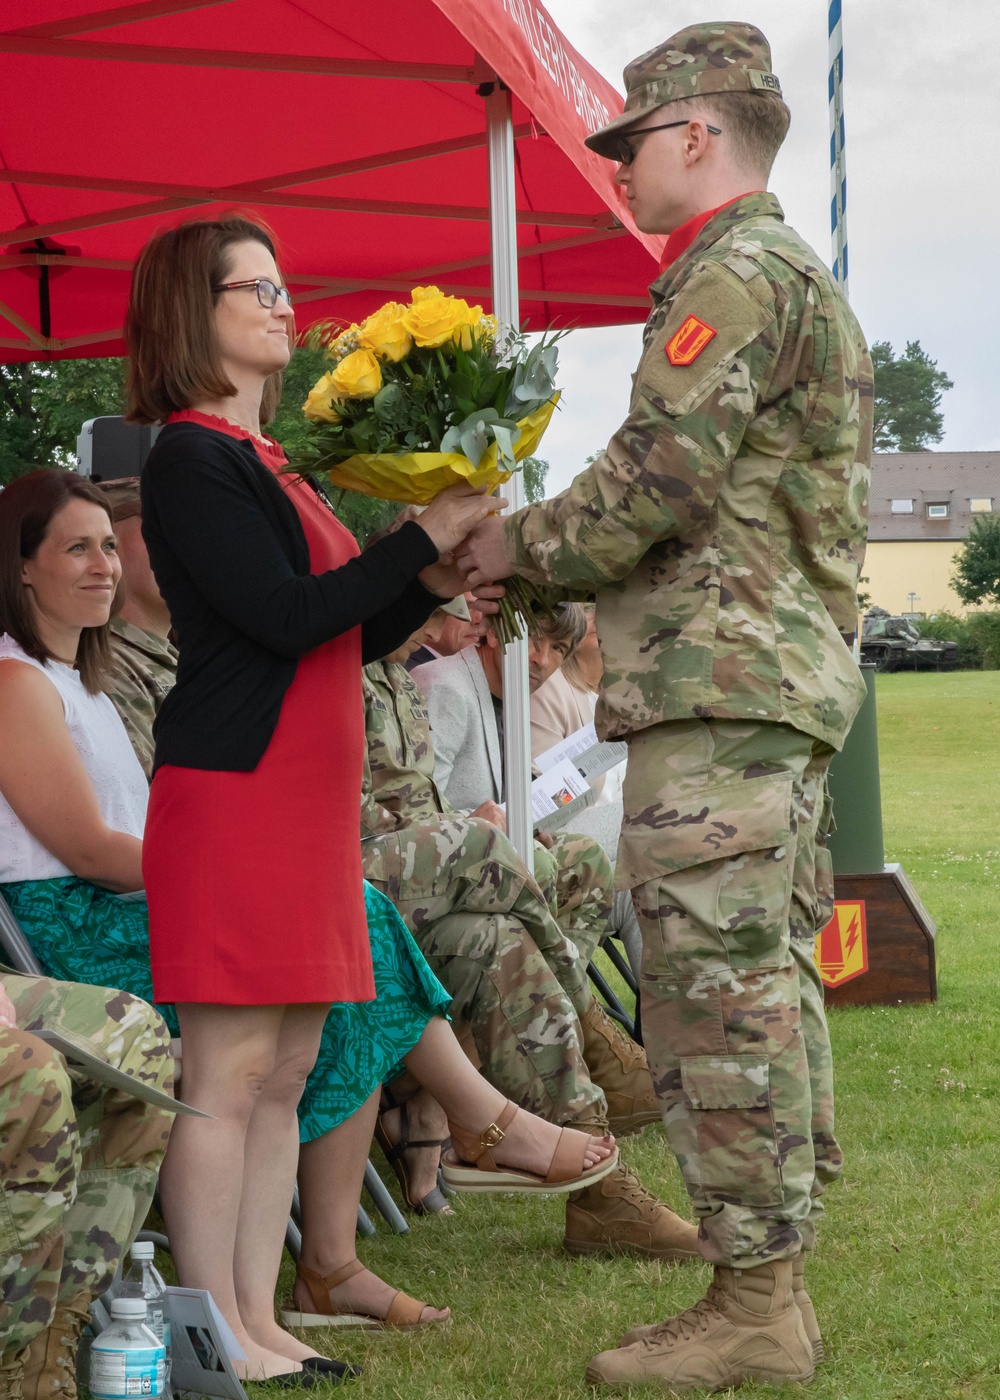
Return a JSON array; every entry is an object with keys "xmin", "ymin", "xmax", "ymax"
[
  {"xmin": 533, "ymin": 830, "xmax": 615, "ymax": 970},
  {"xmin": 363, "ymin": 815, "xmax": 606, "ymax": 1125},
  {"xmin": 0, "ymin": 973, "xmax": 174, "ymax": 1357},
  {"xmin": 617, "ymin": 719, "xmax": 841, "ymax": 1268}
]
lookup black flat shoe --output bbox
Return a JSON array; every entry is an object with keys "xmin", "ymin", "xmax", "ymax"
[{"xmin": 302, "ymin": 1356, "xmax": 363, "ymax": 1382}]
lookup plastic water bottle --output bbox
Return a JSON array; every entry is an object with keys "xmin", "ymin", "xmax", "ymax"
[
  {"xmin": 123, "ymin": 1241, "xmax": 172, "ymax": 1396},
  {"xmin": 89, "ymin": 1297, "xmax": 166, "ymax": 1399}
]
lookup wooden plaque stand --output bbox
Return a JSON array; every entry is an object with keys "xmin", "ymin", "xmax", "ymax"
[{"xmin": 818, "ymin": 863, "xmax": 937, "ymax": 1008}]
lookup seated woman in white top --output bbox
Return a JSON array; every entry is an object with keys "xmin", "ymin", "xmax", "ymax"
[{"xmin": 0, "ymin": 468, "xmax": 616, "ymax": 1381}]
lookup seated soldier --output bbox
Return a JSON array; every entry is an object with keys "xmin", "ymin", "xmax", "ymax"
[
  {"xmin": 363, "ymin": 629, "xmax": 698, "ymax": 1260},
  {"xmin": 97, "ymin": 478, "xmax": 178, "ymax": 780},
  {"xmin": 0, "ymin": 971, "xmax": 174, "ymax": 1399}
]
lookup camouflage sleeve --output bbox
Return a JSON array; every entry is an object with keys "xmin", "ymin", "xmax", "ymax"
[
  {"xmin": 360, "ymin": 673, "xmax": 404, "ymax": 838},
  {"xmin": 503, "ymin": 260, "xmax": 791, "ymax": 589}
]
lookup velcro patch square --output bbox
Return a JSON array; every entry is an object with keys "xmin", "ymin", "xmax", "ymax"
[{"xmin": 665, "ymin": 314, "xmax": 717, "ymax": 366}]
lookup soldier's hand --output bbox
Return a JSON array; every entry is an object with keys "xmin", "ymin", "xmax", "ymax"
[
  {"xmin": 533, "ymin": 829, "xmax": 555, "ymax": 849},
  {"xmin": 418, "ymin": 487, "xmax": 507, "ymax": 557},
  {"xmin": 0, "ymin": 984, "xmax": 16, "ymax": 1030},
  {"xmin": 471, "ymin": 800, "xmax": 507, "ymax": 833},
  {"xmin": 466, "ymin": 581, "xmax": 506, "ymax": 616},
  {"xmin": 455, "ymin": 516, "xmax": 513, "ymax": 587}
]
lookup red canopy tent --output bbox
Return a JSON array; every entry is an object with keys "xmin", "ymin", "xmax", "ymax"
[
  {"xmin": 0, "ymin": 0, "xmax": 661, "ymax": 859},
  {"xmin": 0, "ymin": 0, "xmax": 661, "ymax": 361}
]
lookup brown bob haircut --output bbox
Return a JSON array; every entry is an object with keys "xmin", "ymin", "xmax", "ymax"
[
  {"xmin": 537, "ymin": 601, "xmax": 588, "ymax": 659},
  {"xmin": 0, "ymin": 469, "xmax": 121, "ymax": 695},
  {"xmin": 124, "ymin": 215, "xmax": 285, "ymax": 427}
]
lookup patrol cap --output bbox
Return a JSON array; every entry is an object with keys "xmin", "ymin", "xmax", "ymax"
[
  {"xmin": 436, "ymin": 595, "xmax": 471, "ymax": 621},
  {"xmin": 95, "ymin": 475, "xmax": 142, "ymax": 523},
  {"xmin": 585, "ymin": 22, "xmax": 782, "ymax": 161}
]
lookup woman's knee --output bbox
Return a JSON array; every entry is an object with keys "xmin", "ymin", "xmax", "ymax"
[{"xmin": 259, "ymin": 1047, "xmax": 317, "ymax": 1103}]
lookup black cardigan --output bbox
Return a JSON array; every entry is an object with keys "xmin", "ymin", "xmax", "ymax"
[{"xmin": 140, "ymin": 422, "xmax": 440, "ymax": 771}]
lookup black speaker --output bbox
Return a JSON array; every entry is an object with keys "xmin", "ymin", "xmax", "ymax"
[{"xmin": 76, "ymin": 416, "xmax": 161, "ymax": 481}]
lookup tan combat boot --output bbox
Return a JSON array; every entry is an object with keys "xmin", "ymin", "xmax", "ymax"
[
  {"xmin": 587, "ymin": 1258, "xmax": 814, "ymax": 1391},
  {"xmin": 564, "ymin": 1161, "xmax": 700, "ymax": 1261},
  {"xmin": 0, "ymin": 1346, "xmax": 26, "ymax": 1399},
  {"xmin": 579, "ymin": 999, "xmax": 660, "ymax": 1137},
  {"xmin": 22, "ymin": 1300, "xmax": 89, "ymax": 1400},
  {"xmin": 619, "ymin": 1249, "xmax": 824, "ymax": 1362},
  {"xmin": 793, "ymin": 1251, "xmax": 824, "ymax": 1363}
]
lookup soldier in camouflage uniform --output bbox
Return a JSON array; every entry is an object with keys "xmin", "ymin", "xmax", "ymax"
[
  {"xmin": 0, "ymin": 971, "xmax": 174, "ymax": 1398},
  {"xmin": 96, "ymin": 478, "xmax": 178, "ymax": 779},
  {"xmin": 459, "ymin": 22, "xmax": 872, "ymax": 1391},
  {"xmin": 363, "ymin": 637, "xmax": 699, "ymax": 1261}
]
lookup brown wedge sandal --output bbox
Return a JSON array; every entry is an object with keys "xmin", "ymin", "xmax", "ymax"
[
  {"xmin": 441, "ymin": 1101, "xmax": 619, "ymax": 1195},
  {"xmin": 281, "ymin": 1260, "xmax": 448, "ymax": 1331}
]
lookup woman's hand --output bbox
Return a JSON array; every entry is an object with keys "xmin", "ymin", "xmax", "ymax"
[
  {"xmin": 419, "ymin": 554, "xmax": 472, "ymax": 600},
  {"xmin": 416, "ymin": 487, "xmax": 507, "ymax": 557}
]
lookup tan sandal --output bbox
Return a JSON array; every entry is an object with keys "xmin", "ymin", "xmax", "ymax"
[
  {"xmin": 441, "ymin": 1101, "xmax": 619, "ymax": 1195},
  {"xmin": 281, "ymin": 1260, "xmax": 448, "ymax": 1331}
]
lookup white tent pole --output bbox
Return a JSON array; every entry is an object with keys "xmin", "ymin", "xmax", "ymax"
[{"xmin": 484, "ymin": 77, "xmax": 533, "ymax": 866}]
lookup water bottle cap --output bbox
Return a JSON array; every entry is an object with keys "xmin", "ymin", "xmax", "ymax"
[
  {"xmin": 130, "ymin": 1241, "xmax": 155, "ymax": 1259},
  {"xmin": 110, "ymin": 1297, "xmax": 148, "ymax": 1320}
]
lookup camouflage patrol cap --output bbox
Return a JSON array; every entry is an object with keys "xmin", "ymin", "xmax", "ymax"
[
  {"xmin": 95, "ymin": 475, "xmax": 142, "ymax": 523},
  {"xmin": 585, "ymin": 22, "xmax": 782, "ymax": 160}
]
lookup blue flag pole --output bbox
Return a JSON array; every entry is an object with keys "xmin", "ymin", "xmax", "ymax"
[{"xmin": 828, "ymin": 0, "xmax": 849, "ymax": 296}]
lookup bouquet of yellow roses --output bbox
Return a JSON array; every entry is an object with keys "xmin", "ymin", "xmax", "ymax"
[{"xmin": 293, "ymin": 286, "xmax": 562, "ymax": 643}]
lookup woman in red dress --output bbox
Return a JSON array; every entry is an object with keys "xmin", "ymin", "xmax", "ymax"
[{"xmin": 125, "ymin": 218, "xmax": 501, "ymax": 1384}]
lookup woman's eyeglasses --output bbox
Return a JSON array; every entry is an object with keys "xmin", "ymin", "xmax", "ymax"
[{"xmin": 212, "ymin": 277, "xmax": 292, "ymax": 309}]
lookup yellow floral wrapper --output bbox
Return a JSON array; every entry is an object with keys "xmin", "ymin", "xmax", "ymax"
[{"xmin": 323, "ymin": 396, "xmax": 558, "ymax": 505}]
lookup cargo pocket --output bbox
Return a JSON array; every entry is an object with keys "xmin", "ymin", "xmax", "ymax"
[
  {"xmin": 619, "ymin": 768, "xmax": 794, "ymax": 888},
  {"xmin": 680, "ymin": 1052, "xmax": 784, "ymax": 1206}
]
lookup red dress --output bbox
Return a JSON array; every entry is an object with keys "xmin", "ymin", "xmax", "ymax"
[{"xmin": 143, "ymin": 412, "xmax": 375, "ymax": 1006}]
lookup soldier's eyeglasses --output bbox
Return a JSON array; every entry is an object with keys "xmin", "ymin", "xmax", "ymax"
[
  {"xmin": 614, "ymin": 119, "xmax": 722, "ymax": 166},
  {"xmin": 212, "ymin": 277, "xmax": 292, "ymax": 308}
]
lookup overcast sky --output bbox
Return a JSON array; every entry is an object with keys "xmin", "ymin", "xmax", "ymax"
[{"xmin": 535, "ymin": 0, "xmax": 1000, "ymax": 497}]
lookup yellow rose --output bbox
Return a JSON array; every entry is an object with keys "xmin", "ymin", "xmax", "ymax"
[
  {"xmin": 302, "ymin": 371, "xmax": 342, "ymax": 422},
  {"xmin": 328, "ymin": 347, "xmax": 383, "ymax": 399},
  {"xmin": 358, "ymin": 302, "xmax": 413, "ymax": 363},
  {"xmin": 404, "ymin": 291, "xmax": 477, "ymax": 349},
  {"xmin": 453, "ymin": 302, "xmax": 484, "ymax": 351},
  {"xmin": 409, "ymin": 285, "xmax": 441, "ymax": 303}
]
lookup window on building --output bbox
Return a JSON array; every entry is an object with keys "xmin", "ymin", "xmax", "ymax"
[
  {"xmin": 970, "ymin": 498, "xmax": 993, "ymax": 513},
  {"xmin": 926, "ymin": 503, "xmax": 950, "ymax": 519},
  {"xmin": 890, "ymin": 499, "xmax": 914, "ymax": 514}
]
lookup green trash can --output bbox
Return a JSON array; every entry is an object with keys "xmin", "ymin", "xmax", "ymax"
[{"xmin": 827, "ymin": 663, "xmax": 885, "ymax": 876}]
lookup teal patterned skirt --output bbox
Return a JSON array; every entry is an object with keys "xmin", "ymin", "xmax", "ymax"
[{"xmin": 1, "ymin": 876, "xmax": 450, "ymax": 1142}]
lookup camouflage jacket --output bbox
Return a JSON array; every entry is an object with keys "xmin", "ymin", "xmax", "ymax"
[
  {"xmin": 361, "ymin": 660, "xmax": 450, "ymax": 836},
  {"xmin": 503, "ymin": 193, "xmax": 873, "ymax": 751},
  {"xmin": 105, "ymin": 618, "xmax": 178, "ymax": 780}
]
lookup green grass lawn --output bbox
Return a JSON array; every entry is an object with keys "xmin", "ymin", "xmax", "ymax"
[{"xmin": 189, "ymin": 672, "xmax": 1000, "ymax": 1398}]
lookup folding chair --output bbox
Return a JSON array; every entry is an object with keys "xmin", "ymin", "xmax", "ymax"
[{"xmin": 587, "ymin": 889, "xmax": 643, "ymax": 1043}]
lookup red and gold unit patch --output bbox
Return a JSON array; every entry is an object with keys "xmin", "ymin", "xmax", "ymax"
[
  {"xmin": 815, "ymin": 901, "xmax": 869, "ymax": 988},
  {"xmin": 665, "ymin": 314, "xmax": 717, "ymax": 366}
]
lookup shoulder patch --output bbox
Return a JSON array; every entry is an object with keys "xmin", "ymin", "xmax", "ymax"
[{"xmin": 665, "ymin": 314, "xmax": 717, "ymax": 366}]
